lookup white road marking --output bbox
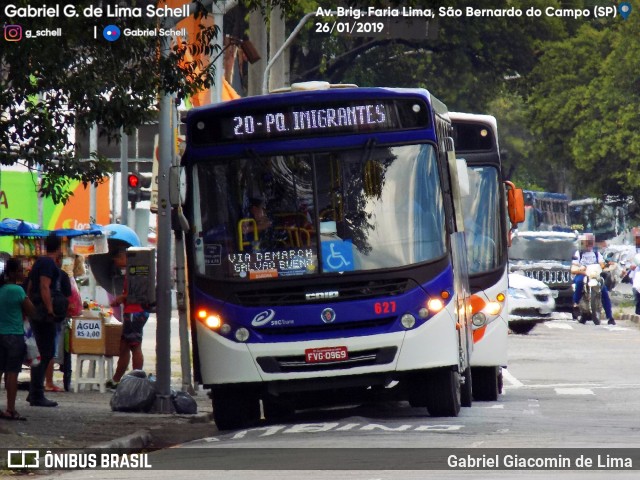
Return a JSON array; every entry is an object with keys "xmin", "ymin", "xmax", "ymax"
[
  {"xmin": 502, "ymin": 368, "xmax": 524, "ymax": 387},
  {"xmin": 545, "ymin": 322, "xmax": 574, "ymax": 330},
  {"xmin": 555, "ymin": 387, "xmax": 595, "ymax": 395}
]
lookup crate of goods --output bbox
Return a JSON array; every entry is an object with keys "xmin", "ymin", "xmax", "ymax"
[
  {"xmin": 104, "ymin": 322, "xmax": 123, "ymax": 356},
  {"xmin": 70, "ymin": 317, "xmax": 105, "ymax": 354}
]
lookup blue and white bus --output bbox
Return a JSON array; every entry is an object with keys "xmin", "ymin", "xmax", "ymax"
[
  {"xmin": 451, "ymin": 112, "xmax": 523, "ymax": 401},
  {"xmin": 182, "ymin": 83, "xmax": 473, "ymax": 429}
]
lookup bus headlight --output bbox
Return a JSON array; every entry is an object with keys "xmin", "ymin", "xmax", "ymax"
[
  {"xmin": 484, "ymin": 301, "xmax": 502, "ymax": 316},
  {"xmin": 205, "ymin": 314, "xmax": 222, "ymax": 329},
  {"xmin": 418, "ymin": 307, "xmax": 429, "ymax": 319},
  {"xmin": 427, "ymin": 298, "xmax": 444, "ymax": 312},
  {"xmin": 401, "ymin": 313, "xmax": 416, "ymax": 329},
  {"xmin": 220, "ymin": 324, "xmax": 231, "ymax": 335},
  {"xmin": 235, "ymin": 328, "xmax": 250, "ymax": 342}
]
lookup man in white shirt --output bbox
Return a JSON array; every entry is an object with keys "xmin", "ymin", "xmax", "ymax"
[{"xmin": 571, "ymin": 233, "xmax": 615, "ymax": 325}]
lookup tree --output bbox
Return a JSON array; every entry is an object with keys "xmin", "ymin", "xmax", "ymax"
[
  {"xmin": 525, "ymin": 24, "xmax": 611, "ymax": 193},
  {"xmin": 569, "ymin": 11, "xmax": 640, "ymax": 204},
  {"xmin": 526, "ymin": 6, "xmax": 640, "ymax": 204},
  {"xmin": 0, "ymin": 0, "xmax": 219, "ymax": 203},
  {"xmin": 284, "ymin": 0, "xmax": 565, "ymax": 112}
]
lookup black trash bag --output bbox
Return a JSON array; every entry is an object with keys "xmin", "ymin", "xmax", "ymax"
[
  {"xmin": 172, "ymin": 391, "xmax": 198, "ymax": 414},
  {"xmin": 127, "ymin": 369, "xmax": 148, "ymax": 379},
  {"xmin": 110, "ymin": 374, "xmax": 156, "ymax": 412}
]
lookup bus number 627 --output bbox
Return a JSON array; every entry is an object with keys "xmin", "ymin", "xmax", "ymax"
[{"xmin": 374, "ymin": 301, "xmax": 396, "ymax": 315}]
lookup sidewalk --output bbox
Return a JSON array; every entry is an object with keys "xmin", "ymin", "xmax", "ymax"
[{"xmin": 1, "ymin": 313, "xmax": 216, "ymax": 450}]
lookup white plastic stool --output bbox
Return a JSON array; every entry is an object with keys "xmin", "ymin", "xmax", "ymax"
[{"xmin": 73, "ymin": 355, "xmax": 114, "ymax": 393}]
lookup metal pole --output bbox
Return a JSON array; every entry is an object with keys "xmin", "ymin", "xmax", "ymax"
[
  {"xmin": 262, "ymin": 11, "xmax": 317, "ymax": 95},
  {"xmin": 89, "ymin": 124, "xmax": 98, "ymax": 300},
  {"xmin": 154, "ymin": 34, "xmax": 175, "ymax": 413},
  {"xmin": 153, "ymin": 0, "xmax": 235, "ymax": 410},
  {"xmin": 90, "ymin": 128, "xmax": 97, "ymax": 225},
  {"xmin": 120, "ymin": 128, "xmax": 128, "ymax": 226}
]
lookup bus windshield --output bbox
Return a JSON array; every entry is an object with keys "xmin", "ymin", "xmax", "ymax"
[
  {"xmin": 193, "ymin": 143, "xmax": 446, "ymax": 280},
  {"xmin": 463, "ymin": 165, "xmax": 503, "ymax": 274}
]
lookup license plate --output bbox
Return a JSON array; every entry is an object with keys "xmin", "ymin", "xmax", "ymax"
[{"xmin": 305, "ymin": 346, "xmax": 348, "ymax": 363}]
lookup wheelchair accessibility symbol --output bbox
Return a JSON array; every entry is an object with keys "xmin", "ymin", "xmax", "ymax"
[{"xmin": 321, "ymin": 240, "xmax": 354, "ymax": 272}]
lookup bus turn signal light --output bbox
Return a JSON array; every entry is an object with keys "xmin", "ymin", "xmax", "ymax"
[{"xmin": 197, "ymin": 308, "xmax": 223, "ymax": 330}]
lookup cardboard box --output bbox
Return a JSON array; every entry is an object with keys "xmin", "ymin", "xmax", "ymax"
[
  {"xmin": 70, "ymin": 317, "xmax": 105, "ymax": 354},
  {"xmin": 104, "ymin": 323, "xmax": 123, "ymax": 356}
]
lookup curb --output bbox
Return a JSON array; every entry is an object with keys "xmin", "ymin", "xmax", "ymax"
[
  {"xmin": 620, "ymin": 313, "xmax": 640, "ymax": 324},
  {"xmin": 89, "ymin": 429, "xmax": 152, "ymax": 449}
]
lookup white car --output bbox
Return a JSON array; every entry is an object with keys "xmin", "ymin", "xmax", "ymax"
[{"xmin": 508, "ymin": 272, "xmax": 556, "ymax": 334}]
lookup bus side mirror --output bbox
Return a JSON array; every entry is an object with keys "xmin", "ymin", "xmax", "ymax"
[
  {"xmin": 456, "ymin": 158, "xmax": 470, "ymax": 198},
  {"xmin": 169, "ymin": 166, "xmax": 186, "ymax": 207},
  {"xmin": 506, "ymin": 182, "xmax": 525, "ymax": 224}
]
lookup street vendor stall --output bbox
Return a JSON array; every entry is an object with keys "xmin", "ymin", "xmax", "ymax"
[{"xmin": 0, "ymin": 218, "xmax": 110, "ymax": 391}]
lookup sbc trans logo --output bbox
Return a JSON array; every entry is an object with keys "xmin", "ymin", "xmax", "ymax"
[
  {"xmin": 251, "ymin": 309, "xmax": 275, "ymax": 326},
  {"xmin": 4, "ymin": 25, "xmax": 22, "ymax": 41}
]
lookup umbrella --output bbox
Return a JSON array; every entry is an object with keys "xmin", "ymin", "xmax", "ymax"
[{"xmin": 87, "ymin": 224, "xmax": 140, "ymax": 294}]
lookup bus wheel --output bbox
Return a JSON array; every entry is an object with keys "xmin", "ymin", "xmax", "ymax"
[
  {"xmin": 471, "ymin": 366, "xmax": 499, "ymax": 401},
  {"xmin": 262, "ymin": 396, "xmax": 295, "ymax": 423},
  {"xmin": 211, "ymin": 386, "xmax": 260, "ymax": 431},
  {"xmin": 460, "ymin": 366, "xmax": 473, "ymax": 407},
  {"xmin": 509, "ymin": 321, "xmax": 536, "ymax": 335},
  {"xmin": 425, "ymin": 368, "xmax": 461, "ymax": 417}
]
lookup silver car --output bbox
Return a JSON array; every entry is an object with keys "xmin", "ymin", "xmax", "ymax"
[{"xmin": 508, "ymin": 272, "xmax": 556, "ymax": 334}]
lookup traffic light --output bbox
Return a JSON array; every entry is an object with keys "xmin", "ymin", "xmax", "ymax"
[
  {"xmin": 138, "ymin": 173, "xmax": 152, "ymax": 202},
  {"xmin": 127, "ymin": 172, "xmax": 153, "ymax": 209},
  {"xmin": 128, "ymin": 173, "xmax": 140, "ymax": 208}
]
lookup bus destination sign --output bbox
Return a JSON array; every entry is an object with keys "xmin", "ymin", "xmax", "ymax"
[
  {"xmin": 232, "ymin": 104, "xmax": 387, "ymax": 138},
  {"xmin": 190, "ymin": 98, "xmax": 430, "ymax": 145}
]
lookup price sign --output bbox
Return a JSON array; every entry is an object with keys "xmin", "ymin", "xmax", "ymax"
[{"xmin": 74, "ymin": 319, "xmax": 103, "ymax": 339}]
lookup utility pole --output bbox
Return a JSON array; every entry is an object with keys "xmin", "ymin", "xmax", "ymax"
[
  {"xmin": 120, "ymin": 127, "xmax": 128, "ymax": 226},
  {"xmin": 248, "ymin": 9, "xmax": 267, "ymax": 96},
  {"xmin": 154, "ymin": 0, "xmax": 230, "ymax": 412},
  {"xmin": 154, "ymin": 32, "xmax": 175, "ymax": 413},
  {"xmin": 268, "ymin": 5, "xmax": 286, "ymax": 92},
  {"xmin": 89, "ymin": 124, "xmax": 98, "ymax": 300}
]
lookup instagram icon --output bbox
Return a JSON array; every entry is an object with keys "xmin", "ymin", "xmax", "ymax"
[{"xmin": 4, "ymin": 24, "xmax": 22, "ymax": 41}]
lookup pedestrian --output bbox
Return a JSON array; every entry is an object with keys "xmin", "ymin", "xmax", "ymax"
[
  {"xmin": 630, "ymin": 255, "xmax": 640, "ymax": 316},
  {"xmin": 44, "ymin": 256, "xmax": 72, "ymax": 393},
  {"xmin": 0, "ymin": 258, "xmax": 36, "ymax": 420},
  {"xmin": 106, "ymin": 246, "xmax": 149, "ymax": 389},
  {"xmin": 571, "ymin": 233, "xmax": 616, "ymax": 325},
  {"xmin": 25, "ymin": 234, "xmax": 64, "ymax": 407}
]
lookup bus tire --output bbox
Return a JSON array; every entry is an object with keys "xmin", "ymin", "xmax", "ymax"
[
  {"xmin": 425, "ymin": 367, "xmax": 461, "ymax": 417},
  {"xmin": 471, "ymin": 366, "xmax": 499, "ymax": 401},
  {"xmin": 211, "ymin": 386, "xmax": 260, "ymax": 431},
  {"xmin": 461, "ymin": 366, "xmax": 473, "ymax": 407},
  {"xmin": 509, "ymin": 321, "xmax": 536, "ymax": 335},
  {"xmin": 262, "ymin": 396, "xmax": 295, "ymax": 423}
]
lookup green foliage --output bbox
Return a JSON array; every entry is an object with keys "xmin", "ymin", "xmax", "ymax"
[
  {"xmin": 526, "ymin": 3, "xmax": 640, "ymax": 202},
  {"xmin": 0, "ymin": 0, "xmax": 219, "ymax": 204}
]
